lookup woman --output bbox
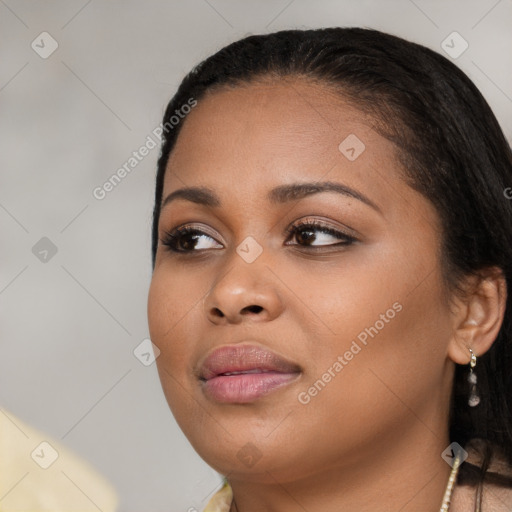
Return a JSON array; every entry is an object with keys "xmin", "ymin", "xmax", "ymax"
[{"xmin": 147, "ymin": 28, "xmax": 512, "ymax": 511}]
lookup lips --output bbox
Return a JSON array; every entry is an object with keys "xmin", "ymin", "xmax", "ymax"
[{"xmin": 198, "ymin": 343, "xmax": 301, "ymax": 403}]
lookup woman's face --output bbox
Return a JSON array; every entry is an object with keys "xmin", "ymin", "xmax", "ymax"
[{"xmin": 148, "ymin": 79, "xmax": 456, "ymax": 482}]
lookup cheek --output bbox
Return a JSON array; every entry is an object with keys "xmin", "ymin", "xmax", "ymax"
[
  {"xmin": 286, "ymin": 246, "xmax": 422, "ymax": 347},
  {"xmin": 294, "ymin": 240, "xmax": 451, "ymax": 405},
  {"xmin": 147, "ymin": 266, "xmax": 204, "ymax": 423},
  {"xmin": 285, "ymin": 281, "xmax": 451, "ymax": 473},
  {"xmin": 147, "ymin": 264, "xmax": 206, "ymax": 371},
  {"xmin": 316, "ymin": 279, "xmax": 449, "ymax": 409}
]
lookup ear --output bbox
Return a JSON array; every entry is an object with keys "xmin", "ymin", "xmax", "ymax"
[{"xmin": 447, "ymin": 267, "xmax": 507, "ymax": 365}]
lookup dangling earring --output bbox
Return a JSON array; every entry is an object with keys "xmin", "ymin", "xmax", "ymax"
[{"xmin": 468, "ymin": 348, "xmax": 480, "ymax": 407}]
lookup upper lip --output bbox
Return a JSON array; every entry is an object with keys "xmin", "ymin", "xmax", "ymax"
[{"xmin": 198, "ymin": 343, "xmax": 301, "ymax": 381}]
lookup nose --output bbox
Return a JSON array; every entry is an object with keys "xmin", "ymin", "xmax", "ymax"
[{"xmin": 203, "ymin": 253, "xmax": 285, "ymax": 325}]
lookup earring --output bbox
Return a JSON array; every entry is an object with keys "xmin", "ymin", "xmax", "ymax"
[{"xmin": 468, "ymin": 348, "xmax": 480, "ymax": 407}]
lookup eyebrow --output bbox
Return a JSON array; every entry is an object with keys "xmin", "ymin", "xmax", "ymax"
[{"xmin": 161, "ymin": 181, "xmax": 381, "ymax": 213}]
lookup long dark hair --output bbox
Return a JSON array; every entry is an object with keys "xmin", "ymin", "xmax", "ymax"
[{"xmin": 151, "ymin": 27, "xmax": 512, "ymax": 508}]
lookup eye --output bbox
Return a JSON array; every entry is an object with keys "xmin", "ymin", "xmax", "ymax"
[
  {"xmin": 284, "ymin": 219, "xmax": 356, "ymax": 248},
  {"xmin": 160, "ymin": 219, "xmax": 356, "ymax": 255},
  {"xmin": 160, "ymin": 225, "xmax": 223, "ymax": 253}
]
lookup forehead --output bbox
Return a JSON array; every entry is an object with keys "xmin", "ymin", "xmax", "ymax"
[
  {"xmin": 169, "ymin": 79, "xmax": 381, "ymax": 155},
  {"xmin": 163, "ymin": 79, "xmax": 403, "ymax": 209}
]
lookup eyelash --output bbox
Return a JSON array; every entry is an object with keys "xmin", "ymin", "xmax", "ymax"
[{"xmin": 161, "ymin": 220, "xmax": 356, "ymax": 254}]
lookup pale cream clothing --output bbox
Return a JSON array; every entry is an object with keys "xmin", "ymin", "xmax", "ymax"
[
  {"xmin": 203, "ymin": 481, "xmax": 232, "ymax": 512},
  {"xmin": 201, "ymin": 469, "xmax": 512, "ymax": 512},
  {"xmin": 0, "ymin": 408, "xmax": 118, "ymax": 511}
]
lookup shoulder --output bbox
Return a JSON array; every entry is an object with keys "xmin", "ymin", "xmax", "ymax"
[
  {"xmin": 452, "ymin": 482, "xmax": 512, "ymax": 511},
  {"xmin": 452, "ymin": 440, "xmax": 512, "ymax": 512}
]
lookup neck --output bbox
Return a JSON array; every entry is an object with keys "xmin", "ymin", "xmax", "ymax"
[{"xmin": 228, "ymin": 423, "xmax": 453, "ymax": 512}]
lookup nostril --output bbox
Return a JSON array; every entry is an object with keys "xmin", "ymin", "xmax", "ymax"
[{"xmin": 242, "ymin": 305, "xmax": 263, "ymax": 314}]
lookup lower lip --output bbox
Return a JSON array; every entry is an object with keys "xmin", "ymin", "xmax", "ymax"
[{"xmin": 202, "ymin": 372, "xmax": 300, "ymax": 403}]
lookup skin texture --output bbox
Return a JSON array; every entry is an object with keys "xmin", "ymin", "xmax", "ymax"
[{"xmin": 147, "ymin": 79, "xmax": 506, "ymax": 512}]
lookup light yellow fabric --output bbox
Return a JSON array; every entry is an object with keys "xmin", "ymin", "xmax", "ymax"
[
  {"xmin": 0, "ymin": 408, "xmax": 118, "ymax": 511},
  {"xmin": 203, "ymin": 481, "xmax": 232, "ymax": 512}
]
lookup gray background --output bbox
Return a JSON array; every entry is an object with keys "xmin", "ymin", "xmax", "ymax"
[{"xmin": 1, "ymin": 1, "xmax": 511, "ymax": 511}]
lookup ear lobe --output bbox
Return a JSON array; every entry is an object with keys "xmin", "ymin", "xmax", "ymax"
[{"xmin": 447, "ymin": 267, "xmax": 507, "ymax": 365}]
